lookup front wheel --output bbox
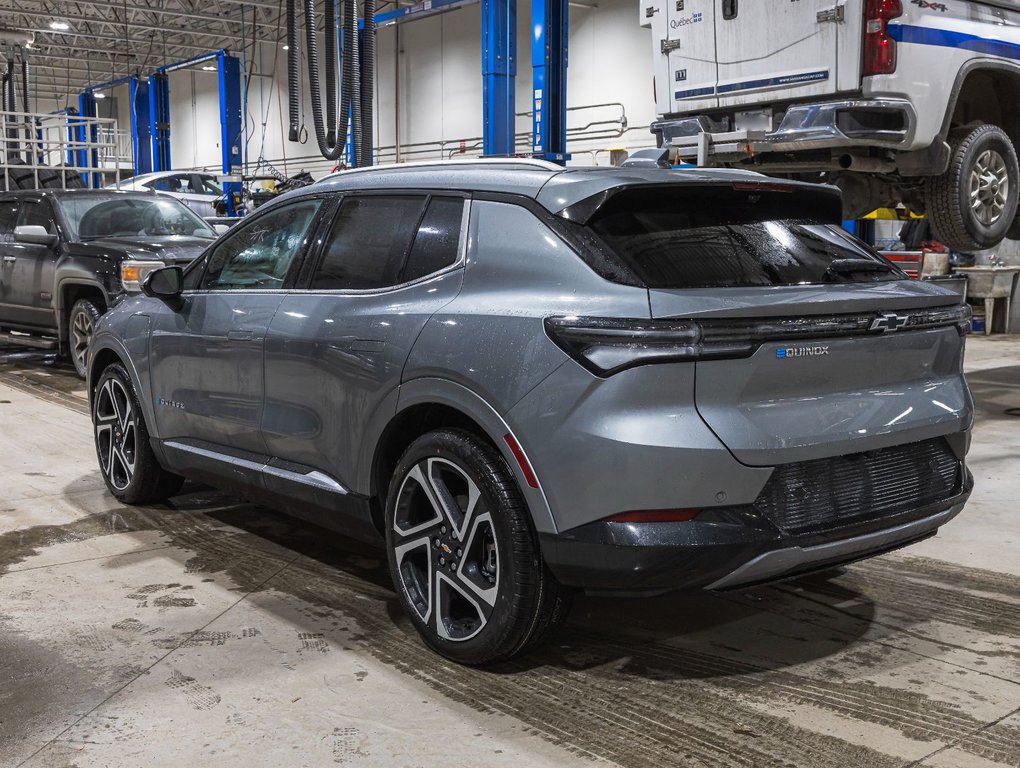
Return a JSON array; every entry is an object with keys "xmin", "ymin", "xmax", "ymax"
[
  {"xmin": 68, "ymin": 298, "xmax": 102, "ymax": 379},
  {"xmin": 385, "ymin": 429, "xmax": 571, "ymax": 665},
  {"xmin": 92, "ymin": 363, "xmax": 184, "ymax": 504},
  {"xmin": 927, "ymin": 123, "xmax": 1020, "ymax": 252}
]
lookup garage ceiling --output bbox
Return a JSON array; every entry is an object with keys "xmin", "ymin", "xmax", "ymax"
[{"xmin": 0, "ymin": 0, "xmax": 397, "ymax": 110}]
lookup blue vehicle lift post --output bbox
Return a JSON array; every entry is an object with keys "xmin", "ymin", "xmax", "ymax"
[
  {"xmin": 481, "ymin": 0, "xmax": 516, "ymax": 157},
  {"xmin": 76, "ymin": 90, "xmax": 101, "ymax": 187},
  {"xmin": 531, "ymin": 0, "xmax": 569, "ymax": 164},
  {"xmin": 126, "ymin": 50, "xmax": 243, "ymax": 215}
]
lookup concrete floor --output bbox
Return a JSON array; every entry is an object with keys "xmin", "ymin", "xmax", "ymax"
[{"xmin": 0, "ymin": 338, "xmax": 1018, "ymax": 768}]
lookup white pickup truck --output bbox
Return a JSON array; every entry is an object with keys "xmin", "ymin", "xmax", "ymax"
[{"xmin": 640, "ymin": 0, "xmax": 1020, "ymax": 251}]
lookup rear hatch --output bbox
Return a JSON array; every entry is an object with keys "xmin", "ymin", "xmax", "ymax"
[
  {"xmin": 581, "ymin": 182, "xmax": 971, "ymax": 467},
  {"xmin": 713, "ymin": 0, "xmax": 862, "ymax": 115}
]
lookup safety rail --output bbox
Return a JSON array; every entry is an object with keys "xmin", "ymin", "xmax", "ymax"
[{"xmin": 0, "ymin": 110, "xmax": 122, "ymax": 191}]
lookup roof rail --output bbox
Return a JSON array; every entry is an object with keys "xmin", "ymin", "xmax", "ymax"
[{"xmin": 322, "ymin": 157, "xmax": 564, "ymax": 179}]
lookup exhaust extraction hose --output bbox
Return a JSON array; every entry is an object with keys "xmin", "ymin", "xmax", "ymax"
[
  {"xmin": 359, "ymin": 0, "xmax": 375, "ymax": 167},
  {"xmin": 303, "ymin": 0, "xmax": 343, "ymax": 160},
  {"xmin": 286, "ymin": 0, "xmax": 300, "ymax": 142}
]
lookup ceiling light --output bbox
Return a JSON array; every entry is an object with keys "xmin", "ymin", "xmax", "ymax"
[
  {"xmin": 93, "ymin": 92, "xmax": 106, "ymax": 99},
  {"xmin": 49, "ymin": 21, "xmax": 70, "ymax": 31},
  {"xmin": 201, "ymin": 65, "xmax": 216, "ymax": 71},
  {"xmin": 282, "ymin": 45, "xmax": 289, "ymax": 50}
]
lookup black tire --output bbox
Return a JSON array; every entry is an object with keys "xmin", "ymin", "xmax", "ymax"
[
  {"xmin": 92, "ymin": 362, "xmax": 184, "ymax": 504},
  {"xmin": 68, "ymin": 298, "xmax": 103, "ymax": 379},
  {"xmin": 384, "ymin": 428, "xmax": 572, "ymax": 665},
  {"xmin": 926, "ymin": 123, "xmax": 1020, "ymax": 252}
]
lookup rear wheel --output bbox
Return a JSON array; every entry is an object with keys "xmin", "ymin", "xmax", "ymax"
[
  {"xmin": 93, "ymin": 363, "xmax": 184, "ymax": 504},
  {"xmin": 68, "ymin": 298, "xmax": 102, "ymax": 379},
  {"xmin": 927, "ymin": 124, "xmax": 1020, "ymax": 251},
  {"xmin": 384, "ymin": 429, "xmax": 571, "ymax": 665}
]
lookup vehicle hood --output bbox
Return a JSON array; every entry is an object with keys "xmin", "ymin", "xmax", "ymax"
[{"xmin": 86, "ymin": 236, "xmax": 212, "ymax": 265}]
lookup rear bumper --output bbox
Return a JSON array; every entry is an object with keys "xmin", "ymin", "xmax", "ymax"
[
  {"xmin": 539, "ymin": 476, "xmax": 971, "ymax": 594},
  {"xmin": 653, "ymin": 98, "xmax": 917, "ymax": 165}
]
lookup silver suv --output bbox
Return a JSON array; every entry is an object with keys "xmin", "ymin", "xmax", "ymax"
[{"xmin": 88, "ymin": 160, "xmax": 974, "ymax": 665}]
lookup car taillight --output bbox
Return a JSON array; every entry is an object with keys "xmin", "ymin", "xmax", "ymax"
[
  {"xmin": 863, "ymin": 0, "xmax": 902, "ymax": 76},
  {"xmin": 544, "ymin": 316, "xmax": 753, "ymax": 377}
]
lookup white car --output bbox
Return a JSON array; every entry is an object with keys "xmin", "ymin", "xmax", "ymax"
[{"xmin": 108, "ymin": 171, "xmax": 224, "ymax": 214}]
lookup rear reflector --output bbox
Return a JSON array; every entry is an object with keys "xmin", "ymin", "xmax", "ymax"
[
  {"xmin": 503, "ymin": 433, "xmax": 539, "ymax": 489},
  {"xmin": 606, "ymin": 509, "xmax": 701, "ymax": 523}
]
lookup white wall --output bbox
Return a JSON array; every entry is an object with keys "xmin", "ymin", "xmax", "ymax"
[{"xmin": 159, "ymin": 0, "xmax": 656, "ymax": 179}]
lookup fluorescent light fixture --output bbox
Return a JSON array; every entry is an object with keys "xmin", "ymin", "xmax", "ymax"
[
  {"xmin": 282, "ymin": 45, "xmax": 289, "ymax": 50},
  {"xmin": 49, "ymin": 21, "xmax": 70, "ymax": 30},
  {"xmin": 93, "ymin": 92, "xmax": 106, "ymax": 99},
  {"xmin": 201, "ymin": 65, "xmax": 216, "ymax": 71}
]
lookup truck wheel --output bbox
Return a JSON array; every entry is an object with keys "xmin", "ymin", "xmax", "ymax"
[
  {"xmin": 384, "ymin": 428, "xmax": 572, "ymax": 665},
  {"xmin": 68, "ymin": 298, "xmax": 102, "ymax": 379},
  {"xmin": 92, "ymin": 362, "xmax": 184, "ymax": 504},
  {"xmin": 926, "ymin": 124, "xmax": 1020, "ymax": 252}
]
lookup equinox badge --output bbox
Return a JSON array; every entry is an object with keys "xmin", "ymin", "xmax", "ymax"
[{"xmin": 870, "ymin": 312, "xmax": 910, "ymax": 332}]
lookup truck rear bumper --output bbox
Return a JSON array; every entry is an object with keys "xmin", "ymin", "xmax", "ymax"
[{"xmin": 654, "ymin": 98, "xmax": 916, "ymax": 166}]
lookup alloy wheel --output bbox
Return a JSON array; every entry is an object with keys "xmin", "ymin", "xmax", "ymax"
[
  {"xmin": 94, "ymin": 377, "xmax": 137, "ymax": 491},
  {"xmin": 71, "ymin": 308, "xmax": 94, "ymax": 373},
  {"xmin": 391, "ymin": 457, "xmax": 499, "ymax": 642},
  {"xmin": 970, "ymin": 148, "xmax": 1010, "ymax": 226}
]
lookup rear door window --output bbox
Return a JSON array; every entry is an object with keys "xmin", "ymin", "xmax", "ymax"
[
  {"xmin": 311, "ymin": 196, "xmax": 426, "ymax": 290},
  {"xmin": 0, "ymin": 199, "xmax": 17, "ymax": 241},
  {"xmin": 585, "ymin": 186, "xmax": 903, "ymax": 288}
]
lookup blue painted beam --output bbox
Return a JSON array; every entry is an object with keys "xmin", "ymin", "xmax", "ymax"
[
  {"xmin": 481, "ymin": 0, "xmax": 516, "ymax": 157},
  {"xmin": 217, "ymin": 52, "xmax": 244, "ymax": 216},
  {"xmin": 531, "ymin": 0, "xmax": 569, "ymax": 164},
  {"xmin": 129, "ymin": 77, "xmax": 152, "ymax": 176},
  {"xmin": 148, "ymin": 71, "xmax": 171, "ymax": 172}
]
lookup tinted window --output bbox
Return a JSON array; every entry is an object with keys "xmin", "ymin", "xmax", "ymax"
[
  {"xmin": 202, "ymin": 199, "xmax": 322, "ymax": 290},
  {"xmin": 17, "ymin": 201, "xmax": 56, "ymax": 233},
  {"xmin": 0, "ymin": 200, "xmax": 17, "ymax": 240},
  {"xmin": 403, "ymin": 197, "xmax": 464, "ymax": 282},
  {"xmin": 587, "ymin": 187, "xmax": 902, "ymax": 289},
  {"xmin": 311, "ymin": 196, "xmax": 425, "ymax": 290}
]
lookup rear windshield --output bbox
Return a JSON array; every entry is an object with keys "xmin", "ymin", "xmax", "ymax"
[{"xmin": 585, "ymin": 187, "xmax": 903, "ymax": 289}]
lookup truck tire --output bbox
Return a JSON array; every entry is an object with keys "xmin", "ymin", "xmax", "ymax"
[
  {"xmin": 68, "ymin": 298, "xmax": 103, "ymax": 379},
  {"xmin": 926, "ymin": 124, "xmax": 1019, "ymax": 252}
]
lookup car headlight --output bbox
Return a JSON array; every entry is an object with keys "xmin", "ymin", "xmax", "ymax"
[{"xmin": 121, "ymin": 260, "xmax": 166, "ymax": 292}]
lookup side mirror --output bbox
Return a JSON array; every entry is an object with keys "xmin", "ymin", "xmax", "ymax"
[
  {"xmin": 14, "ymin": 225, "xmax": 58, "ymax": 247},
  {"xmin": 214, "ymin": 223, "xmax": 230, "ymax": 235},
  {"xmin": 142, "ymin": 265, "xmax": 184, "ymax": 301}
]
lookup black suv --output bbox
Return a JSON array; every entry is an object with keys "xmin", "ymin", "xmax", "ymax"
[{"xmin": 0, "ymin": 190, "xmax": 217, "ymax": 376}]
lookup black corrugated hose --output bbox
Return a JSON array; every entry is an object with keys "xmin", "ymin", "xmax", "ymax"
[
  {"xmin": 286, "ymin": 0, "xmax": 300, "ymax": 142},
  {"xmin": 303, "ymin": 0, "xmax": 343, "ymax": 160},
  {"xmin": 359, "ymin": 0, "xmax": 375, "ymax": 166},
  {"xmin": 345, "ymin": 0, "xmax": 362, "ymax": 165}
]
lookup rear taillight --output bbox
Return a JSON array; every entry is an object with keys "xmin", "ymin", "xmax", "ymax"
[
  {"xmin": 545, "ymin": 305, "xmax": 970, "ymax": 377},
  {"xmin": 863, "ymin": 0, "xmax": 902, "ymax": 76}
]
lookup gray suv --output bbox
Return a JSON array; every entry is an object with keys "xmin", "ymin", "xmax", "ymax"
[{"xmin": 88, "ymin": 160, "xmax": 974, "ymax": 665}]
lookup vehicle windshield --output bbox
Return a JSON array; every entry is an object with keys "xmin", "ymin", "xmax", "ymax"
[
  {"xmin": 585, "ymin": 186, "xmax": 904, "ymax": 289},
  {"xmin": 58, "ymin": 195, "xmax": 216, "ymax": 241}
]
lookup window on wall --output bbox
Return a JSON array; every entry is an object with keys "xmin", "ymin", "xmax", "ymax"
[
  {"xmin": 310, "ymin": 195, "xmax": 464, "ymax": 291},
  {"xmin": 201, "ymin": 199, "xmax": 323, "ymax": 290}
]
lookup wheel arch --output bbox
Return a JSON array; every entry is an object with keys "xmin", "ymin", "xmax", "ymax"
[
  {"xmin": 58, "ymin": 280, "xmax": 108, "ymax": 348},
  {"xmin": 941, "ymin": 62, "xmax": 1020, "ymax": 150},
  {"xmin": 86, "ymin": 336, "xmax": 156, "ymax": 438},
  {"xmin": 365, "ymin": 378, "xmax": 557, "ymax": 536}
]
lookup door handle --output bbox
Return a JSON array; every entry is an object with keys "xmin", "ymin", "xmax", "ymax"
[
  {"xmin": 1, "ymin": 255, "xmax": 15, "ymax": 264},
  {"xmin": 227, "ymin": 329, "xmax": 254, "ymax": 341}
]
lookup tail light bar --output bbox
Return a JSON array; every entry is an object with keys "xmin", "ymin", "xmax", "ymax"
[
  {"xmin": 545, "ymin": 304, "xmax": 970, "ymax": 377},
  {"xmin": 863, "ymin": 0, "xmax": 902, "ymax": 76}
]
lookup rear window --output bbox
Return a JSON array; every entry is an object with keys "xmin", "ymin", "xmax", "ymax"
[{"xmin": 585, "ymin": 187, "xmax": 903, "ymax": 289}]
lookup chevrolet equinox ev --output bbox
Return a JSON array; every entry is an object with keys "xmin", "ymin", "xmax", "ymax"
[{"xmin": 88, "ymin": 161, "xmax": 974, "ymax": 665}]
